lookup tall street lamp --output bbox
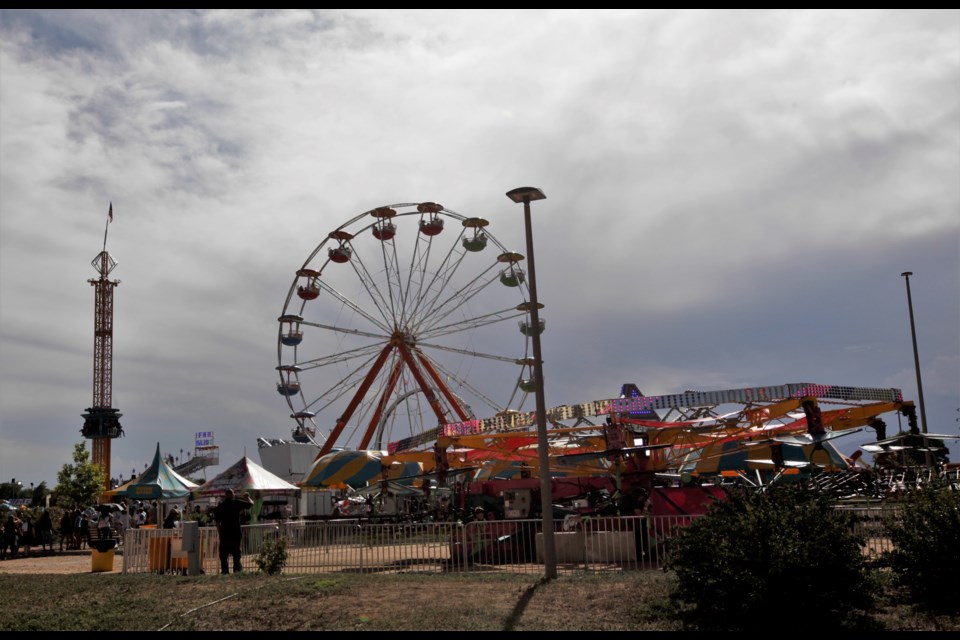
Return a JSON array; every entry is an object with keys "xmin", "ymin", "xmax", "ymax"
[
  {"xmin": 506, "ymin": 186, "xmax": 557, "ymax": 580},
  {"xmin": 901, "ymin": 271, "xmax": 934, "ymax": 468},
  {"xmin": 900, "ymin": 271, "xmax": 929, "ymax": 436}
]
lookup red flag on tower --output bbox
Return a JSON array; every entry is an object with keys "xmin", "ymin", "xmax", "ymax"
[{"xmin": 108, "ymin": 202, "xmax": 113, "ymax": 223}]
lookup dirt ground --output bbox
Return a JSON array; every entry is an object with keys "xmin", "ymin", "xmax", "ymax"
[{"xmin": 0, "ymin": 548, "xmax": 114, "ymax": 575}]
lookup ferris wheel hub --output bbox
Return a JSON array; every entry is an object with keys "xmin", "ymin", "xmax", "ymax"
[{"xmin": 389, "ymin": 330, "xmax": 416, "ymax": 347}]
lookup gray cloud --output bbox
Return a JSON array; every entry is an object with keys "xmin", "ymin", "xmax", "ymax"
[{"xmin": 2, "ymin": 9, "xmax": 957, "ymax": 487}]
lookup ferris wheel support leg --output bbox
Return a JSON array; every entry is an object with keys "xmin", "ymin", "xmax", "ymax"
[
  {"xmin": 414, "ymin": 351, "xmax": 471, "ymax": 423},
  {"xmin": 397, "ymin": 345, "xmax": 451, "ymax": 427},
  {"xmin": 358, "ymin": 359, "xmax": 405, "ymax": 451},
  {"xmin": 318, "ymin": 343, "xmax": 395, "ymax": 457}
]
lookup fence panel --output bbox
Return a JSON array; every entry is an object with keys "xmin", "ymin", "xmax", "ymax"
[
  {"xmin": 121, "ymin": 506, "xmax": 899, "ymax": 575},
  {"xmin": 837, "ymin": 504, "xmax": 900, "ymax": 559},
  {"xmin": 279, "ymin": 520, "xmax": 456, "ymax": 574}
]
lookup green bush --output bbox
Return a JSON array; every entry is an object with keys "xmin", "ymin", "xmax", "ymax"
[
  {"xmin": 883, "ymin": 483, "xmax": 960, "ymax": 610},
  {"xmin": 254, "ymin": 535, "xmax": 288, "ymax": 576},
  {"xmin": 665, "ymin": 485, "xmax": 877, "ymax": 630}
]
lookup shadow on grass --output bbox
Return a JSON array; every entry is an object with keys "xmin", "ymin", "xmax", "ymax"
[{"xmin": 502, "ymin": 576, "xmax": 548, "ymax": 632}]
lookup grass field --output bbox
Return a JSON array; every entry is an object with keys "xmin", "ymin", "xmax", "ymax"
[{"xmin": 1, "ymin": 570, "xmax": 958, "ymax": 631}]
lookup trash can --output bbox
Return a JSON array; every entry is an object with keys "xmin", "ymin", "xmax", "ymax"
[{"xmin": 91, "ymin": 538, "xmax": 117, "ymax": 573}]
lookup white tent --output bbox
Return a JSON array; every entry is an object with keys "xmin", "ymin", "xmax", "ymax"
[{"xmin": 193, "ymin": 456, "xmax": 300, "ymax": 498}]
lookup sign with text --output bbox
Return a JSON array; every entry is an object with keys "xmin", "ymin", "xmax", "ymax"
[{"xmin": 195, "ymin": 431, "xmax": 215, "ymax": 447}]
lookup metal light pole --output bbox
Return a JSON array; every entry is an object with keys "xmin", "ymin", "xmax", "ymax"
[
  {"xmin": 900, "ymin": 272, "xmax": 929, "ymax": 435},
  {"xmin": 901, "ymin": 271, "xmax": 934, "ymax": 469},
  {"xmin": 506, "ymin": 186, "xmax": 556, "ymax": 580}
]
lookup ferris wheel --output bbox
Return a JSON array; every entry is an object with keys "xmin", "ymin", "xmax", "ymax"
[{"xmin": 276, "ymin": 202, "xmax": 545, "ymax": 456}]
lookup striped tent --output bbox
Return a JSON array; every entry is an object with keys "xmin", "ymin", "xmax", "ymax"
[
  {"xmin": 193, "ymin": 456, "xmax": 300, "ymax": 497},
  {"xmin": 382, "ymin": 460, "xmax": 424, "ymax": 486},
  {"xmin": 104, "ymin": 443, "xmax": 199, "ymax": 500},
  {"xmin": 301, "ymin": 450, "xmax": 387, "ymax": 489}
]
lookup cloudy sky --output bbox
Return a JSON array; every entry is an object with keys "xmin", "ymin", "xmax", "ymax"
[{"xmin": 2, "ymin": 9, "xmax": 958, "ymax": 489}]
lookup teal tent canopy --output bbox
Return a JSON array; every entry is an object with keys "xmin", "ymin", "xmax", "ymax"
[{"xmin": 104, "ymin": 443, "xmax": 199, "ymax": 500}]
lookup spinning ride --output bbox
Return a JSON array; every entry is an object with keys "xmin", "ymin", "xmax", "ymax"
[{"xmin": 277, "ymin": 202, "xmax": 542, "ymax": 457}]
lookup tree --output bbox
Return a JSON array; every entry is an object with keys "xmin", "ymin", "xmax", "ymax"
[
  {"xmin": 0, "ymin": 480, "xmax": 28, "ymax": 501},
  {"xmin": 883, "ymin": 482, "xmax": 960, "ymax": 610},
  {"xmin": 54, "ymin": 442, "xmax": 104, "ymax": 509},
  {"xmin": 665, "ymin": 485, "xmax": 878, "ymax": 630},
  {"xmin": 30, "ymin": 481, "xmax": 50, "ymax": 506}
]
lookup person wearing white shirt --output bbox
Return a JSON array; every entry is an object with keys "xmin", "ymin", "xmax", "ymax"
[
  {"xmin": 115, "ymin": 510, "xmax": 130, "ymax": 545},
  {"xmin": 97, "ymin": 511, "xmax": 113, "ymax": 538}
]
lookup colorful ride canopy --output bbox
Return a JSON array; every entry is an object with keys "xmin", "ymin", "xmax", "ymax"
[
  {"xmin": 301, "ymin": 450, "xmax": 387, "ymax": 489},
  {"xmin": 681, "ymin": 438, "xmax": 849, "ymax": 481},
  {"xmin": 104, "ymin": 443, "xmax": 199, "ymax": 501}
]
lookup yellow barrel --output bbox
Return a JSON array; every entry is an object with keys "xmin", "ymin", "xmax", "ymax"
[{"xmin": 91, "ymin": 548, "xmax": 115, "ymax": 572}]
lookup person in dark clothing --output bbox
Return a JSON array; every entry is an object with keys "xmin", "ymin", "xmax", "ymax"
[
  {"xmin": 214, "ymin": 489, "xmax": 254, "ymax": 575},
  {"xmin": 20, "ymin": 515, "xmax": 34, "ymax": 557},
  {"xmin": 37, "ymin": 510, "xmax": 54, "ymax": 553},
  {"xmin": 162, "ymin": 507, "xmax": 180, "ymax": 530},
  {"xmin": 59, "ymin": 511, "xmax": 74, "ymax": 551},
  {"xmin": 1, "ymin": 515, "xmax": 19, "ymax": 559}
]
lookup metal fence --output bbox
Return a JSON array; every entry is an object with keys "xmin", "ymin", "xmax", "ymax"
[
  {"xmin": 122, "ymin": 526, "xmax": 216, "ymax": 575},
  {"xmin": 838, "ymin": 504, "xmax": 901, "ymax": 558},
  {"xmin": 120, "ymin": 507, "xmax": 900, "ymax": 576}
]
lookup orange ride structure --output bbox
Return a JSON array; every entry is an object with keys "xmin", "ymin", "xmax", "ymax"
[
  {"xmin": 81, "ymin": 204, "xmax": 123, "ymax": 492},
  {"xmin": 383, "ymin": 382, "xmax": 922, "ymax": 504}
]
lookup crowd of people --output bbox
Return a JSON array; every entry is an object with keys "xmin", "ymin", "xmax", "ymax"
[
  {"xmin": 0, "ymin": 498, "xmax": 222, "ymax": 559},
  {"xmin": 1, "ymin": 509, "xmax": 54, "ymax": 560}
]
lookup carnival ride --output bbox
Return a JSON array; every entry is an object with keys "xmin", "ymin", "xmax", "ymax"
[
  {"xmin": 378, "ymin": 382, "xmax": 948, "ymax": 514},
  {"xmin": 82, "ymin": 205, "xmax": 123, "ymax": 493},
  {"xmin": 276, "ymin": 202, "xmax": 542, "ymax": 458},
  {"xmin": 276, "ymin": 201, "xmax": 954, "ymax": 521},
  {"xmin": 303, "ymin": 377, "xmax": 948, "ymax": 519}
]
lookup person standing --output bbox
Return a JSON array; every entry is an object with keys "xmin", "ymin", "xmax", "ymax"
[
  {"xmin": 59, "ymin": 510, "xmax": 74, "ymax": 552},
  {"xmin": 72, "ymin": 509, "xmax": 84, "ymax": 550},
  {"xmin": 1, "ymin": 515, "xmax": 19, "ymax": 560},
  {"xmin": 97, "ymin": 509, "xmax": 113, "ymax": 539},
  {"xmin": 115, "ymin": 508, "xmax": 130, "ymax": 546},
  {"xmin": 213, "ymin": 489, "xmax": 254, "ymax": 575},
  {"xmin": 163, "ymin": 507, "xmax": 180, "ymax": 529},
  {"xmin": 20, "ymin": 514, "xmax": 34, "ymax": 557},
  {"xmin": 147, "ymin": 502, "xmax": 159, "ymax": 526},
  {"xmin": 37, "ymin": 510, "xmax": 53, "ymax": 554},
  {"xmin": 77, "ymin": 513, "xmax": 90, "ymax": 550}
]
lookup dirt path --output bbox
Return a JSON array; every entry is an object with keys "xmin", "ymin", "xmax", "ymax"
[{"xmin": 0, "ymin": 548, "xmax": 121, "ymax": 575}]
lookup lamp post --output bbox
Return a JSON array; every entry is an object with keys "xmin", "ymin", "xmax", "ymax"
[
  {"xmin": 900, "ymin": 272, "xmax": 929, "ymax": 435},
  {"xmin": 506, "ymin": 186, "xmax": 556, "ymax": 580},
  {"xmin": 901, "ymin": 271, "xmax": 933, "ymax": 468}
]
